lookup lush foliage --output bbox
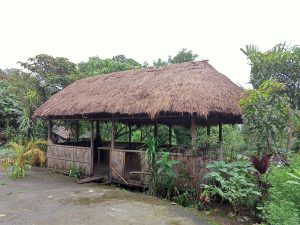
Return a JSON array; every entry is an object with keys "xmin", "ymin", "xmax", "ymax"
[
  {"xmin": 68, "ymin": 163, "xmax": 82, "ymax": 179},
  {"xmin": 153, "ymin": 48, "xmax": 198, "ymax": 66},
  {"xmin": 201, "ymin": 160, "xmax": 261, "ymax": 213},
  {"xmin": 142, "ymin": 136, "xmax": 178, "ymax": 199},
  {"xmin": 242, "ymin": 43, "xmax": 300, "ymax": 108},
  {"xmin": 0, "ymin": 140, "xmax": 46, "ymax": 178},
  {"xmin": 157, "ymin": 152, "xmax": 179, "ymax": 199},
  {"xmin": 260, "ymin": 154, "xmax": 300, "ymax": 225},
  {"xmin": 240, "ymin": 80, "xmax": 294, "ymax": 155}
]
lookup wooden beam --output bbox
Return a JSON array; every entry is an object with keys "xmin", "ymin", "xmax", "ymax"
[
  {"xmin": 168, "ymin": 125, "xmax": 172, "ymax": 146},
  {"xmin": 191, "ymin": 115, "xmax": 197, "ymax": 148},
  {"xmin": 75, "ymin": 120, "xmax": 79, "ymax": 143},
  {"xmin": 48, "ymin": 120, "xmax": 52, "ymax": 143},
  {"xmin": 111, "ymin": 120, "xmax": 115, "ymax": 150},
  {"xmin": 207, "ymin": 126, "xmax": 211, "ymax": 144},
  {"xmin": 154, "ymin": 123, "xmax": 158, "ymax": 139},
  {"xmin": 110, "ymin": 119, "xmax": 116, "ymax": 181},
  {"xmin": 218, "ymin": 124, "xmax": 223, "ymax": 143},
  {"xmin": 128, "ymin": 125, "xmax": 131, "ymax": 145},
  {"xmin": 90, "ymin": 120, "xmax": 94, "ymax": 176},
  {"xmin": 140, "ymin": 125, "xmax": 143, "ymax": 142},
  {"xmin": 96, "ymin": 121, "xmax": 100, "ymax": 140}
]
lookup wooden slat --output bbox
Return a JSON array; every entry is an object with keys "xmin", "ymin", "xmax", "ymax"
[{"xmin": 77, "ymin": 176, "xmax": 104, "ymax": 184}]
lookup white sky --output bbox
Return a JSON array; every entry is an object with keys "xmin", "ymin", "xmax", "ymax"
[{"xmin": 0, "ymin": 0, "xmax": 299, "ymax": 87}]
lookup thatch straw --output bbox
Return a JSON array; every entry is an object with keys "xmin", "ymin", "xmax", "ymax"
[{"xmin": 33, "ymin": 61, "xmax": 243, "ymax": 123}]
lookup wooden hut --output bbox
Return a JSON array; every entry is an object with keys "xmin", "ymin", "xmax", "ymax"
[{"xmin": 33, "ymin": 60, "xmax": 243, "ymax": 189}]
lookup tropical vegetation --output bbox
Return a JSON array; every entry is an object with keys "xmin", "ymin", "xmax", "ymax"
[{"xmin": 0, "ymin": 44, "xmax": 299, "ymax": 224}]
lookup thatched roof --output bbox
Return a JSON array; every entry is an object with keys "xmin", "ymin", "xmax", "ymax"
[{"xmin": 33, "ymin": 61, "xmax": 243, "ymax": 126}]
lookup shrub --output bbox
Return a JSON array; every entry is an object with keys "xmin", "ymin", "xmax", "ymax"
[
  {"xmin": 141, "ymin": 136, "xmax": 178, "ymax": 199},
  {"xmin": 201, "ymin": 160, "xmax": 261, "ymax": 213},
  {"xmin": 260, "ymin": 154, "xmax": 300, "ymax": 224},
  {"xmin": 0, "ymin": 140, "xmax": 46, "ymax": 179},
  {"xmin": 68, "ymin": 163, "xmax": 82, "ymax": 179}
]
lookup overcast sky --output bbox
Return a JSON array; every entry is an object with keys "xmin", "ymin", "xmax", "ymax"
[{"xmin": 0, "ymin": 0, "xmax": 299, "ymax": 87}]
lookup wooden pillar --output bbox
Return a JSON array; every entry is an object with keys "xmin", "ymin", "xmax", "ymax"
[
  {"xmin": 128, "ymin": 124, "xmax": 132, "ymax": 142},
  {"xmin": 140, "ymin": 125, "xmax": 143, "ymax": 142},
  {"xmin": 110, "ymin": 119, "xmax": 115, "ymax": 180},
  {"xmin": 207, "ymin": 126, "xmax": 211, "ymax": 144},
  {"xmin": 218, "ymin": 124, "xmax": 223, "ymax": 160},
  {"xmin": 111, "ymin": 120, "xmax": 115, "ymax": 150},
  {"xmin": 191, "ymin": 115, "xmax": 197, "ymax": 148},
  {"xmin": 48, "ymin": 120, "xmax": 52, "ymax": 143},
  {"xmin": 75, "ymin": 120, "xmax": 79, "ymax": 143},
  {"xmin": 168, "ymin": 125, "xmax": 172, "ymax": 146},
  {"xmin": 154, "ymin": 123, "xmax": 158, "ymax": 139},
  {"xmin": 90, "ymin": 121, "xmax": 94, "ymax": 175},
  {"xmin": 218, "ymin": 124, "xmax": 223, "ymax": 143},
  {"xmin": 96, "ymin": 121, "xmax": 100, "ymax": 140}
]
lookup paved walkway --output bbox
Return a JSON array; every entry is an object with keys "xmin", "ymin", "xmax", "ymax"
[{"xmin": 0, "ymin": 168, "xmax": 210, "ymax": 225}]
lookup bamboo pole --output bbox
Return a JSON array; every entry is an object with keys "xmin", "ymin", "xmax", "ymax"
[
  {"xmin": 207, "ymin": 126, "xmax": 211, "ymax": 144},
  {"xmin": 128, "ymin": 124, "xmax": 132, "ymax": 148},
  {"xmin": 218, "ymin": 124, "xmax": 223, "ymax": 143},
  {"xmin": 168, "ymin": 125, "xmax": 172, "ymax": 146},
  {"xmin": 96, "ymin": 121, "xmax": 100, "ymax": 140},
  {"xmin": 48, "ymin": 120, "xmax": 52, "ymax": 144},
  {"xmin": 218, "ymin": 124, "xmax": 223, "ymax": 160},
  {"xmin": 75, "ymin": 120, "xmax": 79, "ymax": 143},
  {"xmin": 154, "ymin": 123, "xmax": 158, "ymax": 139},
  {"xmin": 191, "ymin": 115, "xmax": 197, "ymax": 148},
  {"xmin": 90, "ymin": 120, "xmax": 94, "ymax": 176},
  {"xmin": 110, "ymin": 119, "xmax": 116, "ymax": 180}
]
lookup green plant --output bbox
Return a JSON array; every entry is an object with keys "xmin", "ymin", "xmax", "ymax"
[
  {"xmin": 240, "ymin": 80, "xmax": 293, "ymax": 155},
  {"xmin": 0, "ymin": 140, "xmax": 46, "ymax": 179},
  {"xmin": 201, "ymin": 160, "xmax": 261, "ymax": 213},
  {"xmin": 157, "ymin": 152, "xmax": 179, "ymax": 199},
  {"xmin": 68, "ymin": 163, "xmax": 81, "ymax": 179},
  {"xmin": 142, "ymin": 136, "xmax": 179, "ymax": 199},
  {"xmin": 286, "ymin": 169, "xmax": 300, "ymax": 186},
  {"xmin": 141, "ymin": 135, "xmax": 159, "ymax": 196},
  {"xmin": 260, "ymin": 200, "xmax": 299, "ymax": 225},
  {"xmin": 173, "ymin": 189, "xmax": 196, "ymax": 207},
  {"xmin": 260, "ymin": 154, "xmax": 300, "ymax": 224}
]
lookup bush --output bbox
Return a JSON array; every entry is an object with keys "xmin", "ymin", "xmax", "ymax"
[
  {"xmin": 261, "ymin": 154, "xmax": 300, "ymax": 224},
  {"xmin": 68, "ymin": 163, "xmax": 82, "ymax": 179},
  {"xmin": 201, "ymin": 160, "xmax": 261, "ymax": 213},
  {"xmin": 0, "ymin": 140, "xmax": 46, "ymax": 179}
]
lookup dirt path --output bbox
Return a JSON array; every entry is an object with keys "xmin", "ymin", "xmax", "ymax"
[{"xmin": 0, "ymin": 168, "xmax": 210, "ymax": 225}]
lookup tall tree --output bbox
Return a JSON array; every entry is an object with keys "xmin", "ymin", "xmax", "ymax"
[
  {"xmin": 241, "ymin": 43, "xmax": 300, "ymax": 108},
  {"xmin": 168, "ymin": 48, "xmax": 198, "ymax": 64},
  {"xmin": 18, "ymin": 54, "xmax": 78, "ymax": 103},
  {"xmin": 77, "ymin": 56, "xmax": 141, "ymax": 78},
  {"xmin": 153, "ymin": 48, "xmax": 198, "ymax": 67}
]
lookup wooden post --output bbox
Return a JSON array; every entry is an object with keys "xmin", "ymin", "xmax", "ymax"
[
  {"xmin": 218, "ymin": 124, "xmax": 223, "ymax": 143},
  {"xmin": 140, "ymin": 125, "xmax": 143, "ymax": 142},
  {"xmin": 110, "ymin": 119, "xmax": 115, "ymax": 179},
  {"xmin": 207, "ymin": 126, "xmax": 211, "ymax": 144},
  {"xmin": 128, "ymin": 124, "xmax": 132, "ymax": 148},
  {"xmin": 191, "ymin": 115, "xmax": 197, "ymax": 148},
  {"xmin": 96, "ymin": 121, "xmax": 100, "ymax": 140},
  {"xmin": 154, "ymin": 123, "xmax": 158, "ymax": 139},
  {"xmin": 111, "ymin": 120, "xmax": 115, "ymax": 150},
  {"xmin": 90, "ymin": 121, "xmax": 94, "ymax": 176},
  {"xmin": 218, "ymin": 124, "xmax": 223, "ymax": 160},
  {"xmin": 48, "ymin": 120, "xmax": 52, "ymax": 143},
  {"xmin": 75, "ymin": 120, "xmax": 79, "ymax": 143},
  {"xmin": 168, "ymin": 125, "xmax": 172, "ymax": 146}
]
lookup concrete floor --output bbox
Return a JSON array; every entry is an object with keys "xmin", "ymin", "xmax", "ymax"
[{"xmin": 0, "ymin": 168, "xmax": 210, "ymax": 225}]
